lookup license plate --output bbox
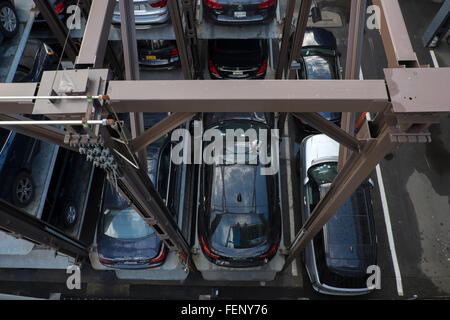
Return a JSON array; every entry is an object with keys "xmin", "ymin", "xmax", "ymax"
[
  {"xmin": 134, "ymin": 4, "xmax": 146, "ymax": 11},
  {"xmin": 146, "ymin": 55, "xmax": 157, "ymax": 60},
  {"xmin": 233, "ymin": 71, "xmax": 244, "ymax": 75},
  {"xmin": 148, "ymin": 59, "xmax": 169, "ymax": 65},
  {"xmin": 234, "ymin": 11, "xmax": 247, "ymax": 18}
]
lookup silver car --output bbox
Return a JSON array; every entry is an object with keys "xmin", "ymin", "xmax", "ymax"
[
  {"xmin": 299, "ymin": 134, "xmax": 377, "ymax": 296},
  {"xmin": 112, "ymin": 0, "xmax": 169, "ymax": 26}
]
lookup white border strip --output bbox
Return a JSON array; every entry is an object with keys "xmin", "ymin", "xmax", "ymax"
[{"xmin": 361, "ymin": 66, "xmax": 404, "ymax": 296}]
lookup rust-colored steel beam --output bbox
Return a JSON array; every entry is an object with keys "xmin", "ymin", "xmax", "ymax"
[
  {"xmin": 372, "ymin": 0, "xmax": 419, "ymax": 68},
  {"xmin": 276, "ymin": 0, "xmax": 297, "ymax": 79},
  {"xmin": 131, "ymin": 112, "xmax": 196, "ymax": 154},
  {"xmin": 288, "ymin": 0, "xmax": 313, "ymax": 79},
  {"xmin": 106, "ymin": 80, "xmax": 389, "ymax": 113}
]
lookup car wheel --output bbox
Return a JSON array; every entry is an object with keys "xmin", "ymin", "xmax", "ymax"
[
  {"xmin": 0, "ymin": 1, "xmax": 18, "ymax": 38},
  {"xmin": 12, "ymin": 171, "xmax": 35, "ymax": 207},
  {"xmin": 63, "ymin": 201, "xmax": 78, "ymax": 228}
]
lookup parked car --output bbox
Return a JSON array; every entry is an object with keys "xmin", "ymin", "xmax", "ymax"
[
  {"xmin": 138, "ymin": 40, "xmax": 180, "ymax": 69},
  {"xmin": 13, "ymin": 40, "xmax": 59, "ymax": 82},
  {"xmin": 112, "ymin": 0, "xmax": 169, "ymax": 26},
  {"xmin": 35, "ymin": 0, "xmax": 75, "ymax": 25},
  {"xmin": 293, "ymin": 27, "xmax": 343, "ymax": 132},
  {"xmin": 43, "ymin": 148, "xmax": 94, "ymax": 232},
  {"xmin": 197, "ymin": 112, "xmax": 281, "ymax": 268},
  {"xmin": 208, "ymin": 39, "xmax": 268, "ymax": 79},
  {"xmin": 96, "ymin": 115, "xmax": 184, "ymax": 269},
  {"xmin": 0, "ymin": 0, "xmax": 18, "ymax": 40},
  {"xmin": 203, "ymin": 0, "xmax": 276, "ymax": 25},
  {"xmin": 299, "ymin": 134, "xmax": 377, "ymax": 295},
  {"xmin": 0, "ymin": 41, "xmax": 59, "ymax": 208}
]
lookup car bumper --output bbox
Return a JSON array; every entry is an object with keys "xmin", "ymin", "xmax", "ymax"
[
  {"xmin": 112, "ymin": 10, "xmax": 169, "ymax": 26},
  {"xmin": 311, "ymin": 281, "xmax": 375, "ymax": 296},
  {"xmin": 204, "ymin": 7, "xmax": 275, "ymax": 25},
  {"xmin": 139, "ymin": 56, "xmax": 180, "ymax": 69}
]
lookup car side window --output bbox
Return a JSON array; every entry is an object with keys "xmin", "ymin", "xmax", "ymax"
[{"xmin": 157, "ymin": 142, "xmax": 172, "ymax": 203}]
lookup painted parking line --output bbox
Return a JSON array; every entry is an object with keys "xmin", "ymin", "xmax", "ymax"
[
  {"xmin": 430, "ymin": 50, "xmax": 440, "ymax": 68},
  {"xmin": 361, "ymin": 66, "xmax": 404, "ymax": 296}
]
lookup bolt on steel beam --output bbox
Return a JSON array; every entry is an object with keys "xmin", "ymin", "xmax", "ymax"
[
  {"xmin": 0, "ymin": 200, "xmax": 89, "ymax": 261},
  {"xmin": 287, "ymin": 0, "xmax": 312, "ymax": 79},
  {"xmin": 33, "ymin": 0, "xmax": 79, "ymax": 62},
  {"xmin": 130, "ymin": 112, "xmax": 196, "ymax": 154}
]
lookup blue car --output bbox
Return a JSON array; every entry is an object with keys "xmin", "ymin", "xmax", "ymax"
[
  {"xmin": 292, "ymin": 27, "xmax": 343, "ymax": 132},
  {"xmin": 96, "ymin": 114, "xmax": 185, "ymax": 269}
]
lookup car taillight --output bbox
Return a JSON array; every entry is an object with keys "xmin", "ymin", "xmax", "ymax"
[
  {"xmin": 258, "ymin": 0, "xmax": 275, "ymax": 8},
  {"xmin": 205, "ymin": 0, "xmax": 223, "ymax": 9},
  {"xmin": 53, "ymin": 1, "xmax": 64, "ymax": 13},
  {"xmin": 260, "ymin": 236, "xmax": 279, "ymax": 259},
  {"xmin": 149, "ymin": 247, "xmax": 166, "ymax": 263},
  {"xmin": 98, "ymin": 257, "xmax": 113, "ymax": 264},
  {"xmin": 256, "ymin": 59, "xmax": 267, "ymax": 76},
  {"xmin": 201, "ymin": 236, "xmax": 219, "ymax": 259},
  {"xmin": 151, "ymin": 0, "xmax": 168, "ymax": 8},
  {"xmin": 209, "ymin": 60, "xmax": 219, "ymax": 76},
  {"xmin": 170, "ymin": 48, "xmax": 179, "ymax": 57}
]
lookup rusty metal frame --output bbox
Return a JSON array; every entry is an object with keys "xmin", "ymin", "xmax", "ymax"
[{"xmin": 275, "ymin": 0, "xmax": 297, "ymax": 79}]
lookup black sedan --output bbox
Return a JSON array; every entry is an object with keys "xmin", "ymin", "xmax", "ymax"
[
  {"xmin": 0, "ymin": 40, "xmax": 59, "ymax": 208},
  {"xmin": 293, "ymin": 27, "xmax": 343, "ymax": 131},
  {"xmin": 138, "ymin": 40, "xmax": 180, "ymax": 70},
  {"xmin": 208, "ymin": 39, "xmax": 268, "ymax": 79},
  {"xmin": 203, "ymin": 0, "xmax": 276, "ymax": 25},
  {"xmin": 197, "ymin": 113, "xmax": 281, "ymax": 268}
]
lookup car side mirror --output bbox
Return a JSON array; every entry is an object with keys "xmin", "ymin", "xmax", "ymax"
[{"xmin": 367, "ymin": 178, "xmax": 375, "ymax": 189}]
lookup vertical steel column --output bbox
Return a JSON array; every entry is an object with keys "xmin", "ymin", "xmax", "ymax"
[
  {"xmin": 180, "ymin": 0, "xmax": 202, "ymax": 78},
  {"xmin": 275, "ymin": 0, "xmax": 296, "ymax": 79},
  {"xmin": 168, "ymin": 0, "xmax": 192, "ymax": 79},
  {"xmin": 100, "ymin": 124, "xmax": 196, "ymax": 271},
  {"xmin": 33, "ymin": 0, "xmax": 79, "ymax": 62},
  {"xmin": 287, "ymin": 0, "xmax": 312, "ymax": 79},
  {"xmin": 75, "ymin": 0, "xmax": 115, "ymax": 68},
  {"xmin": 119, "ymin": 0, "xmax": 147, "ymax": 171},
  {"xmin": 372, "ymin": 0, "xmax": 419, "ymax": 68},
  {"xmin": 338, "ymin": 0, "xmax": 366, "ymax": 171},
  {"xmin": 284, "ymin": 121, "xmax": 397, "ymax": 268}
]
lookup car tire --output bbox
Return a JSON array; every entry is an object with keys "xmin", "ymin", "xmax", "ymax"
[
  {"xmin": 12, "ymin": 171, "xmax": 35, "ymax": 208},
  {"xmin": 0, "ymin": 1, "xmax": 19, "ymax": 38},
  {"xmin": 63, "ymin": 201, "xmax": 78, "ymax": 228}
]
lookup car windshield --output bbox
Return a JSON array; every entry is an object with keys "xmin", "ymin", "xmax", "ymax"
[
  {"xmin": 209, "ymin": 213, "xmax": 268, "ymax": 249},
  {"xmin": 309, "ymin": 162, "xmax": 338, "ymax": 185},
  {"xmin": 103, "ymin": 206, "xmax": 154, "ymax": 240},
  {"xmin": 303, "ymin": 55, "xmax": 336, "ymax": 79}
]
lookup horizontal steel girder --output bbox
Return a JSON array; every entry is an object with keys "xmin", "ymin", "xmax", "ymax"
[{"xmin": 106, "ymin": 80, "xmax": 389, "ymax": 113}]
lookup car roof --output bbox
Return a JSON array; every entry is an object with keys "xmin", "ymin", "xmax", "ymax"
[
  {"xmin": 303, "ymin": 134, "xmax": 339, "ymax": 172},
  {"xmin": 303, "ymin": 27, "xmax": 337, "ymax": 49}
]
